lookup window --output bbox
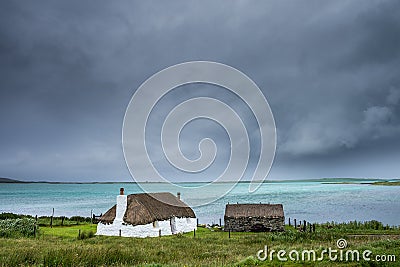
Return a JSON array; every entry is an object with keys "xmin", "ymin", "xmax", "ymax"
[{"xmin": 153, "ymin": 221, "xmax": 159, "ymax": 228}]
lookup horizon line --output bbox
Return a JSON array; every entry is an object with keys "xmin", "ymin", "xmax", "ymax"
[{"xmin": 1, "ymin": 177, "xmax": 397, "ymax": 184}]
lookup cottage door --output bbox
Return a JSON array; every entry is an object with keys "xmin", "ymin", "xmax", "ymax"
[{"xmin": 170, "ymin": 217, "xmax": 177, "ymax": 234}]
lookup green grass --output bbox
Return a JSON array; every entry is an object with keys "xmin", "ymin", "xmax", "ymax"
[
  {"xmin": 0, "ymin": 221, "xmax": 399, "ymax": 266},
  {"xmin": 40, "ymin": 224, "xmax": 96, "ymax": 238}
]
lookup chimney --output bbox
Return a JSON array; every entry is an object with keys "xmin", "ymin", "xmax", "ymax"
[
  {"xmin": 115, "ymin": 188, "xmax": 127, "ymax": 222},
  {"xmin": 177, "ymin": 192, "xmax": 181, "ymax": 200}
]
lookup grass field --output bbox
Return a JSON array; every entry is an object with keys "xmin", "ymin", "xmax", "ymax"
[{"xmin": 0, "ymin": 221, "xmax": 399, "ymax": 266}]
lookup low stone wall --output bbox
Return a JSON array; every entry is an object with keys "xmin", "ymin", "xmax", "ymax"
[{"xmin": 224, "ymin": 216, "xmax": 284, "ymax": 232}]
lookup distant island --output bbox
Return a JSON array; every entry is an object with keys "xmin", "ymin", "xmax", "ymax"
[
  {"xmin": 322, "ymin": 180, "xmax": 400, "ymax": 186},
  {"xmin": 371, "ymin": 181, "xmax": 400, "ymax": 186},
  {"xmin": 0, "ymin": 178, "xmax": 135, "ymax": 184},
  {"xmin": 0, "ymin": 177, "xmax": 26, "ymax": 183}
]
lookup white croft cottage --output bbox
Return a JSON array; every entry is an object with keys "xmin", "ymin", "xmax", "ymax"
[{"xmin": 96, "ymin": 188, "xmax": 197, "ymax": 237}]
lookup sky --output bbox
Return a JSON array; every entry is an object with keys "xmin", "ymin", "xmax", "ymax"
[{"xmin": 0, "ymin": 0, "xmax": 399, "ymax": 182}]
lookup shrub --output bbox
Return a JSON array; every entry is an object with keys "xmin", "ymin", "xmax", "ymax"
[
  {"xmin": 70, "ymin": 216, "xmax": 92, "ymax": 223},
  {"xmin": 0, "ymin": 213, "xmax": 33, "ymax": 220},
  {"xmin": 37, "ymin": 215, "xmax": 92, "ymax": 226},
  {"xmin": 0, "ymin": 218, "xmax": 37, "ymax": 237},
  {"xmin": 77, "ymin": 230, "xmax": 95, "ymax": 240}
]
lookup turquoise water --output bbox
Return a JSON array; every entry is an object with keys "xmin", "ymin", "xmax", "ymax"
[{"xmin": 0, "ymin": 182, "xmax": 399, "ymax": 225}]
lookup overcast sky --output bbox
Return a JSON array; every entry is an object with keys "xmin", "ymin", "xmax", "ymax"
[{"xmin": 0, "ymin": 0, "xmax": 399, "ymax": 182}]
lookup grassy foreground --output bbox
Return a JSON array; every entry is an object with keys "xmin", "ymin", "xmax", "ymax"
[{"xmin": 0, "ymin": 222, "xmax": 399, "ymax": 267}]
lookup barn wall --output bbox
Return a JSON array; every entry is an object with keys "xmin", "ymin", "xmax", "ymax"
[
  {"xmin": 96, "ymin": 217, "xmax": 197, "ymax": 238},
  {"xmin": 224, "ymin": 217, "xmax": 284, "ymax": 232}
]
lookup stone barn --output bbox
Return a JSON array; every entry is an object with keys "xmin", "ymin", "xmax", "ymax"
[
  {"xmin": 224, "ymin": 203, "xmax": 284, "ymax": 232},
  {"xmin": 96, "ymin": 189, "xmax": 197, "ymax": 238}
]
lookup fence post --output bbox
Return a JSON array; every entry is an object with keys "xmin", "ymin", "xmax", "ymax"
[
  {"xmin": 197, "ymin": 218, "xmax": 199, "ymax": 226},
  {"xmin": 219, "ymin": 218, "xmax": 222, "ymax": 227},
  {"xmin": 193, "ymin": 229, "xmax": 196, "ymax": 238},
  {"xmin": 159, "ymin": 229, "xmax": 161, "ymax": 237},
  {"xmin": 119, "ymin": 229, "xmax": 122, "ymax": 237},
  {"xmin": 303, "ymin": 220, "xmax": 306, "ymax": 232},
  {"xmin": 313, "ymin": 224, "xmax": 316, "ymax": 233},
  {"xmin": 228, "ymin": 229, "xmax": 231, "ymax": 239},
  {"xmin": 288, "ymin": 218, "xmax": 291, "ymax": 226},
  {"xmin": 309, "ymin": 223, "xmax": 312, "ymax": 233},
  {"xmin": 294, "ymin": 219, "xmax": 297, "ymax": 228},
  {"xmin": 50, "ymin": 208, "xmax": 54, "ymax": 228},
  {"xmin": 78, "ymin": 229, "xmax": 81, "ymax": 238}
]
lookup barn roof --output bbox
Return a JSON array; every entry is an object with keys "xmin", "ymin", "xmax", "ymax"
[
  {"xmin": 100, "ymin": 192, "xmax": 195, "ymax": 225},
  {"xmin": 224, "ymin": 204, "xmax": 284, "ymax": 218}
]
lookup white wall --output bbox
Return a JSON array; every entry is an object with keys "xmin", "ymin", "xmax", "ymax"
[
  {"xmin": 175, "ymin": 217, "xmax": 197, "ymax": 233},
  {"xmin": 115, "ymin": 195, "xmax": 127, "ymax": 222},
  {"xmin": 96, "ymin": 217, "xmax": 197, "ymax": 238}
]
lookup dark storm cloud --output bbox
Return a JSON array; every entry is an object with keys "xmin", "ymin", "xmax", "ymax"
[{"xmin": 0, "ymin": 0, "xmax": 399, "ymax": 181}]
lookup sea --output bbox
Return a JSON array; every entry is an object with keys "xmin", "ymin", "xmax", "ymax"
[{"xmin": 0, "ymin": 181, "xmax": 399, "ymax": 226}]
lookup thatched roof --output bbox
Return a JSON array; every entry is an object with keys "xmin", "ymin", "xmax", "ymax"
[
  {"xmin": 224, "ymin": 204, "xmax": 284, "ymax": 218},
  {"xmin": 100, "ymin": 205, "xmax": 116, "ymax": 224},
  {"xmin": 100, "ymin": 192, "xmax": 195, "ymax": 225}
]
